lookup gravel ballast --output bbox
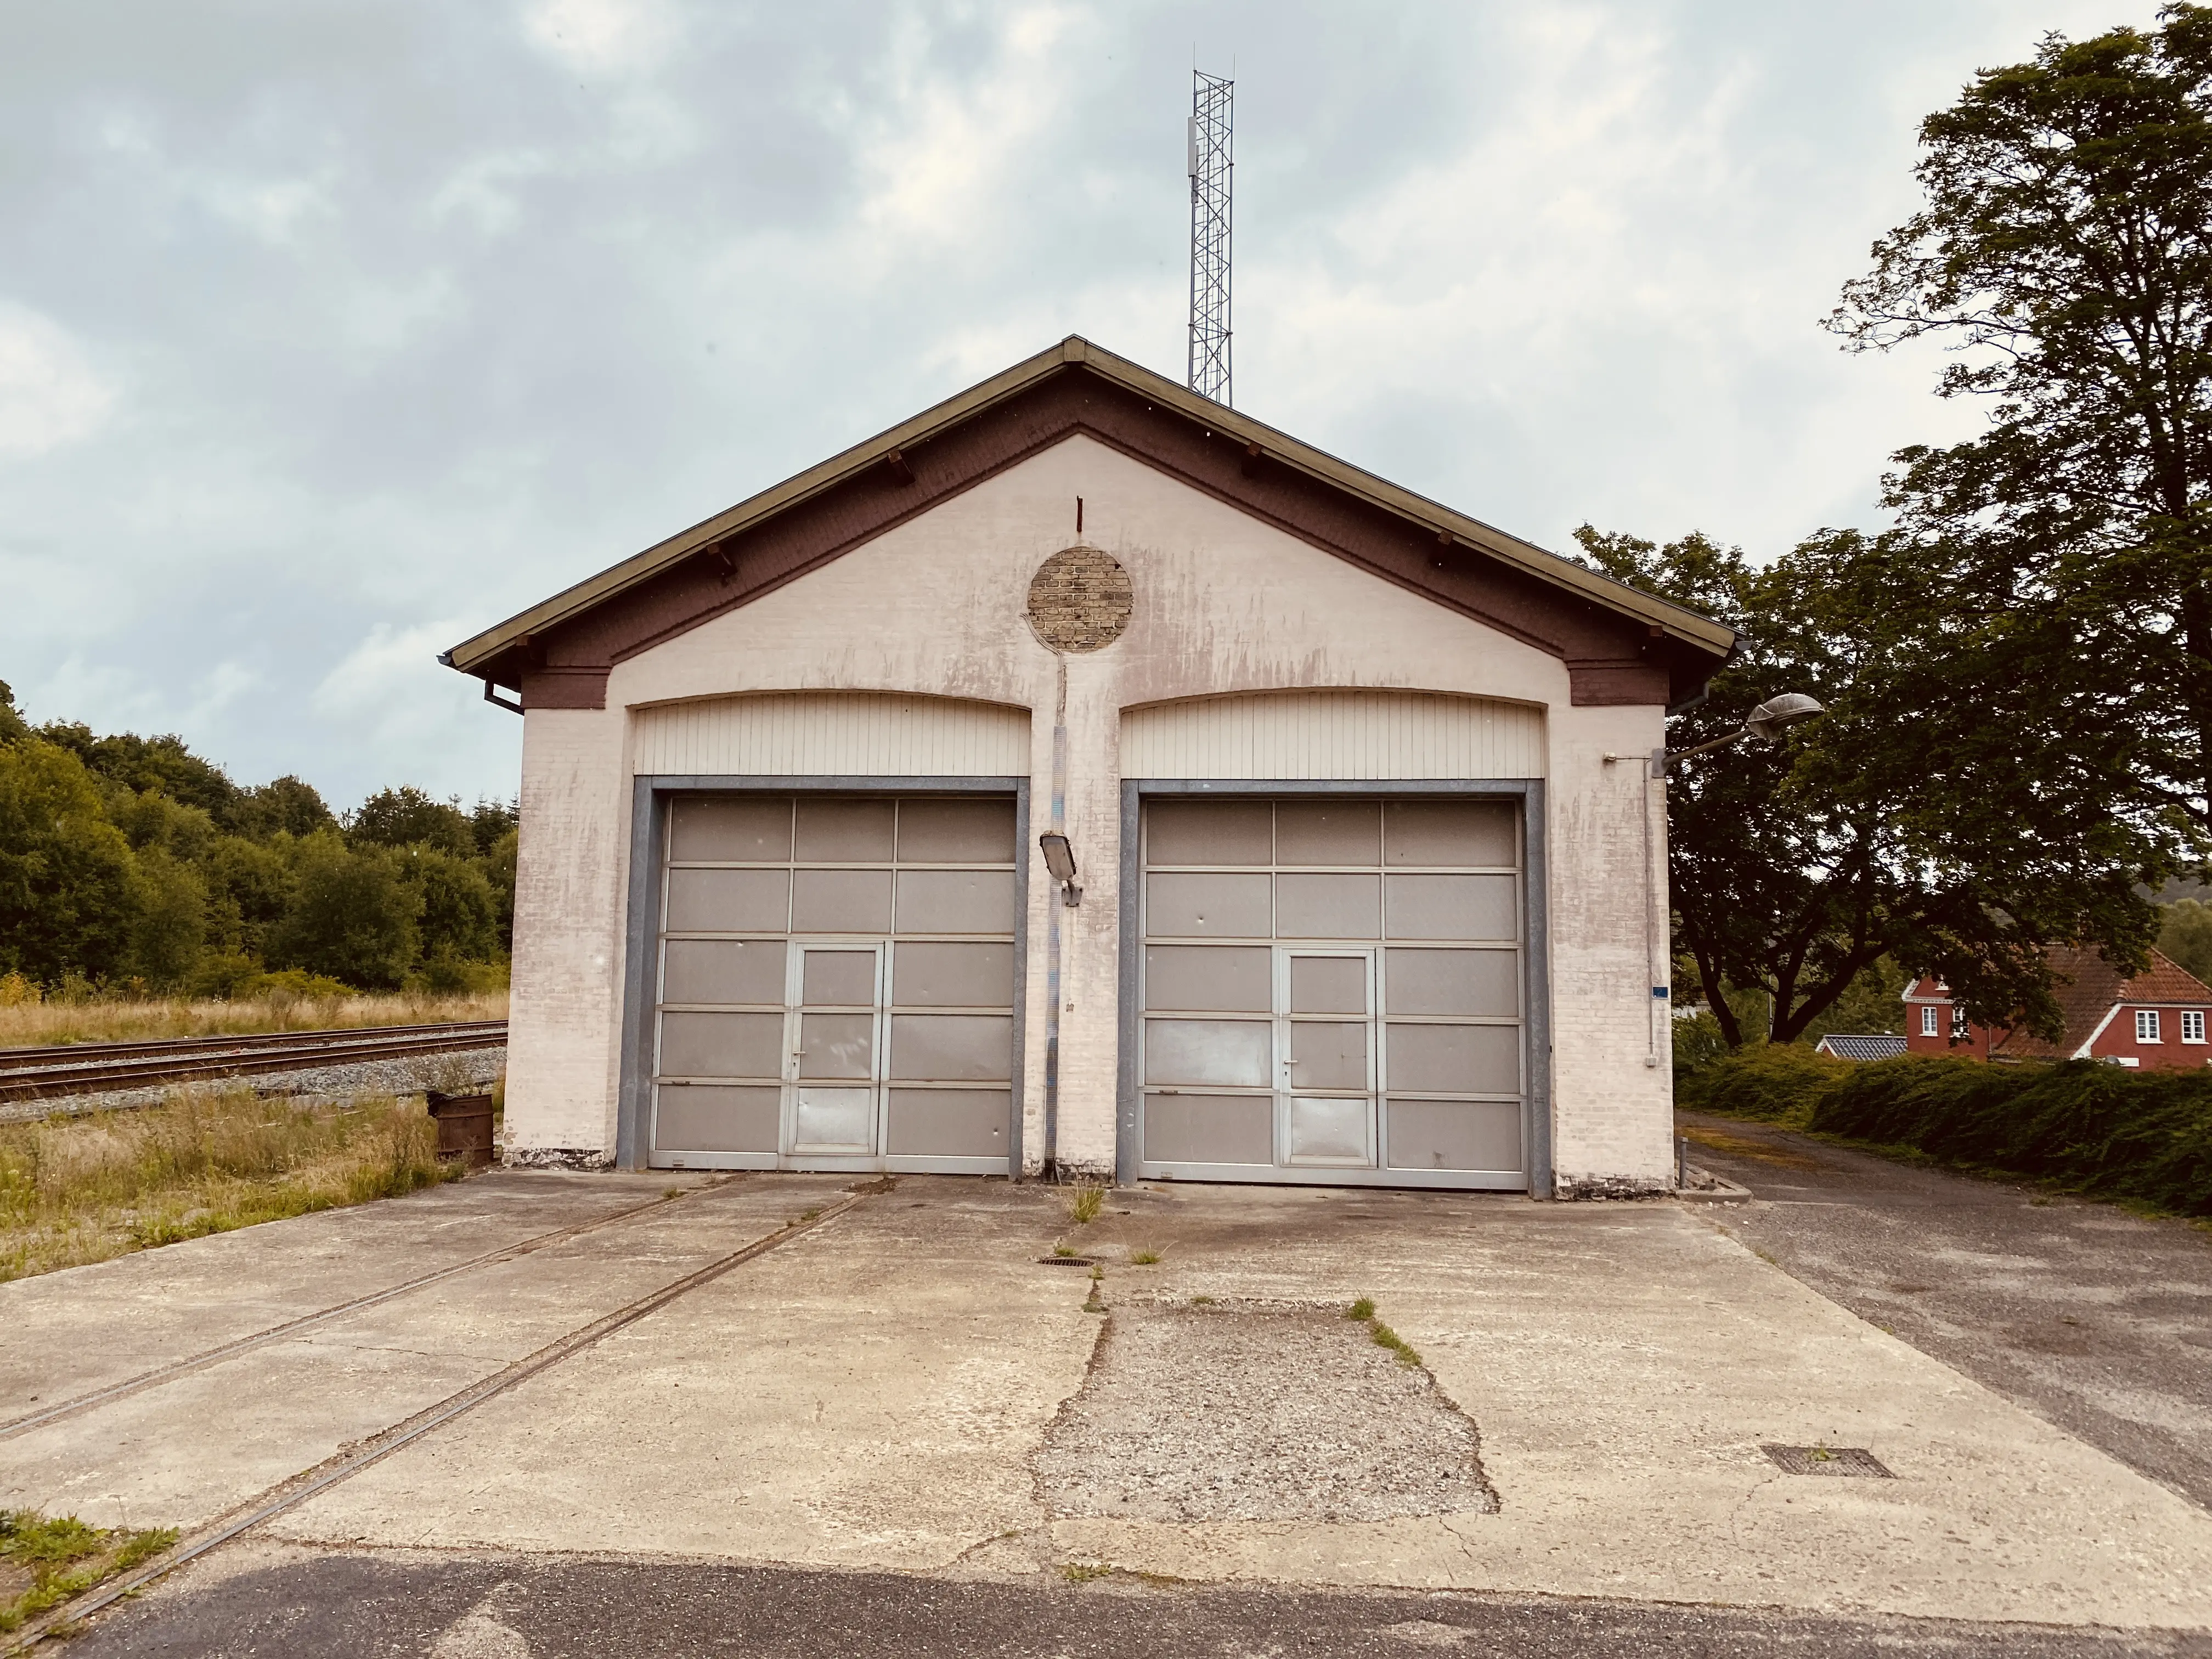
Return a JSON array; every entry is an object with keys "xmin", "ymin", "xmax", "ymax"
[
  {"xmin": 1032, "ymin": 1297, "xmax": 1497, "ymax": 1523},
  {"xmin": 0, "ymin": 1048, "xmax": 506, "ymax": 1126}
]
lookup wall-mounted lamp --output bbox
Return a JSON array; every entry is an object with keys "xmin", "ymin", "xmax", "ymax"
[
  {"xmin": 1613, "ymin": 692, "xmax": 1827, "ymax": 777},
  {"xmin": 1039, "ymin": 832, "xmax": 1082, "ymax": 906}
]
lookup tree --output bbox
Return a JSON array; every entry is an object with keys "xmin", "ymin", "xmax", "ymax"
[
  {"xmin": 37, "ymin": 722, "xmax": 239, "ymax": 820},
  {"xmin": 227, "ymin": 776, "xmax": 335, "ymax": 840},
  {"xmin": 2159, "ymin": 895, "xmax": 2212, "ymax": 979},
  {"xmin": 0, "ymin": 740, "xmax": 144, "ymax": 984},
  {"xmin": 1830, "ymin": 5, "xmax": 2212, "ymax": 826},
  {"xmin": 349, "ymin": 786, "xmax": 475, "ymax": 856},
  {"xmin": 1579, "ymin": 525, "xmax": 2172, "ymax": 1046},
  {"xmin": 266, "ymin": 834, "xmax": 422, "ymax": 990},
  {"xmin": 404, "ymin": 847, "xmax": 501, "ymax": 963}
]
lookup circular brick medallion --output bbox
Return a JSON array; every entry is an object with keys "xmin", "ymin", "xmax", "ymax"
[{"xmin": 1026, "ymin": 546, "xmax": 1133, "ymax": 653}]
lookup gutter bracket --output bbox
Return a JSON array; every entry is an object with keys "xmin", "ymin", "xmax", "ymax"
[{"xmin": 483, "ymin": 680, "xmax": 524, "ymax": 716}]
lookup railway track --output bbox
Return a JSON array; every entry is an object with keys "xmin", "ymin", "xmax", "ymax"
[{"xmin": 0, "ymin": 1020, "xmax": 509, "ymax": 1104}]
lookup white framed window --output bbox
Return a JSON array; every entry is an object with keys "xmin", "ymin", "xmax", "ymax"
[
  {"xmin": 2136, "ymin": 1009, "xmax": 2161, "ymax": 1043},
  {"xmin": 1920, "ymin": 1006, "xmax": 1939, "ymax": 1037},
  {"xmin": 1951, "ymin": 1006, "xmax": 1971, "ymax": 1040},
  {"xmin": 2183, "ymin": 1010, "xmax": 2205, "ymax": 1044}
]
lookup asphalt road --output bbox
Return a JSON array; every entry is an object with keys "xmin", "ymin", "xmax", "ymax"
[
  {"xmin": 66, "ymin": 1546, "xmax": 2212, "ymax": 1658},
  {"xmin": 1678, "ymin": 1110, "xmax": 2212, "ymax": 1510}
]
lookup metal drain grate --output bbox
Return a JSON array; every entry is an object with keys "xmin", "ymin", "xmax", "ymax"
[
  {"xmin": 1039, "ymin": 1256, "xmax": 1098, "ymax": 1267},
  {"xmin": 1762, "ymin": 1443, "xmax": 1894, "ymax": 1479}
]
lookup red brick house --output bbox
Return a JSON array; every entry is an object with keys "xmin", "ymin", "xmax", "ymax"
[{"xmin": 1904, "ymin": 946, "xmax": 2212, "ymax": 1070}]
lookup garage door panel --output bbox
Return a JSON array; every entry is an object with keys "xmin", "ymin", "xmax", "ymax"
[
  {"xmin": 791, "ymin": 868, "xmax": 893, "ymax": 933},
  {"xmin": 669, "ymin": 798, "xmax": 793, "ymax": 864},
  {"xmin": 1386, "ymin": 1022, "xmax": 1519, "ymax": 1093},
  {"xmin": 893, "ymin": 941, "xmax": 1013, "ymax": 1007},
  {"xmin": 896, "ymin": 869, "xmax": 1015, "ymax": 934},
  {"xmin": 889, "ymin": 1014, "xmax": 1012, "ymax": 1081},
  {"xmin": 1384, "ymin": 948, "xmax": 1517, "ymax": 1017},
  {"xmin": 897, "ymin": 799, "xmax": 1017, "ymax": 863},
  {"xmin": 1384, "ymin": 800, "xmax": 1517, "ymax": 867},
  {"xmin": 1289, "ymin": 955, "xmax": 1366, "ymax": 1014},
  {"xmin": 1387, "ymin": 1099, "xmax": 1521, "ymax": 1172},
  {"xmin": 1275, "ymin": 873, "xmax": 1379, "ymax": 939},
  {"xmin": 662, "ymin": 939, "xmax": 786, "ymax": 1006},
  {"xmin": 1145, "ymin": 945, "xmax": 1271, "ymax": 1012},
  {"xmin": 1145, "ymin": 1018, "xmax": 1271, "ymax": 1087},
  {"xmin": 794, "ymin": 797, "xmax": 896, "ymax": 862},
  {"xmin": 1274, "ymin": 800, "xmax": 1380, "ymax": 865},
  {"xmin": 1384, "ymin": 874, "xmax": 1516, "ymax": 940},
  {"xmin": 888, "ymin": 1089, "xmax": 1009, "ymax": 1156},
  {"xmin": 1143, "ymin": 1094, "xmax": 1274, "ymax": 1164},
  {"xmin": 665, "ymin": 868, "xmax": 789, "ymax": 933},
  {"xmin": 1146, "ymin": 872, "xmax": 1272, "ymax": 938},
  {"xmin": 653, "ymin": 1084, "xmax": 780, "ymax": 1153},
  {"xmin": 1147, "ymin": 798, "xmax": 1272, "ymax": 865},
  {"xmin": 659, "ymin": 1011, "xmax": 782, "ymax": 1079}
]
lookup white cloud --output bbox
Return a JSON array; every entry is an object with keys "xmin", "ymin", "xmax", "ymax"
[
  {"xmin": 523, "ymin": 0, "xmax": 681, "ymax": 75},
  {"xmin": 0, "ymin": 303, "xmax": 115, "ymax": 457}
]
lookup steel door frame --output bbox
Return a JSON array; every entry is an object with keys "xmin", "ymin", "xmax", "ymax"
[
  {"xmin": 618, "ymin": 775, "xmax": 1030, "ymax": 1172},
  {"xmin": 1114, "ymin": 778, "xmax": 1551, "ymax": 1195}
]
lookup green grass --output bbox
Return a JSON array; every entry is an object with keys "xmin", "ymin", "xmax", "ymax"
[
  {"xmin": 1065, "ymin": 1182, "xmax": 1105, "ymax": 1226},
  {"xmin": 1128, "ymin": 1248, "xmax": 1161, "ymax": 1265},
  {"xmin": 0, "ymin": 1085, "xmax": 466, "ymax": 1283},
  {"xmin": 1346, "ymin": 1297, "xmax": 1420, "ymax": 1366},
  {"xmin": 1060, "ymin": 1562, "xmax": 1111, "ymax": 1583},
  {"xmin": 0, "ymin": 1510, "xmax": 177, "ymax": 1633}
]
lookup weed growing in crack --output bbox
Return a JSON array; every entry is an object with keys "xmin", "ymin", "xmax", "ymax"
[
  {"xmin": 1346, "ymin": 1296, "xmax": 1376, "ymax": 1321},
  {"xmin": 1130, "ymin": 1248, "xmax": 1161, "ymax": 1265},
  {"xmin": 1060, "ymin": 1562, "xmax": 1111, "ymax": 1583},
  {"xmin": 1066, "ymin": 1182, "xmax": 1106, "ymax": 1225},
  {"xmin": 1345, "ymin": 1297, "xmax": 1420, "ymax": 1366}
]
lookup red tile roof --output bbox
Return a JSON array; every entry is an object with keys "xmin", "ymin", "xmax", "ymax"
[{"xmin": 1988, "ymin": 946, "xmax": 2212, "ymax": 1060}]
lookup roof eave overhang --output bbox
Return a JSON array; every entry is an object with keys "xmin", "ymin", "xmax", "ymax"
[{"xmin": 443, "ymin": 336, "xmax": 1735, "ymax": 678}]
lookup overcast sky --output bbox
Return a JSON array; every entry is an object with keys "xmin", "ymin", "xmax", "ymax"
[{"xmin": 0, "ymin": 0, "xmax": 2164, "ymax": 811}]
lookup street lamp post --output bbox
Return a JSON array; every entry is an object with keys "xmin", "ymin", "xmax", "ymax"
[{"xmin": 1649, "ymin": 692, "xmax": 1825, "ymax": 776}]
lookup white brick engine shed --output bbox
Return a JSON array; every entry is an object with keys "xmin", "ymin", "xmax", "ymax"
[{"xmin": 443, "ymin": 338, "xmax": 1733, "ymax": 1198}]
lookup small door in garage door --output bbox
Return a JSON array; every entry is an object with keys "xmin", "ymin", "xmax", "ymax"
[
  {"xmin": 1137, "ymin": 795, "xmax": 1527, "ymax": 1190},
  {"xmin": 648, "ymin": 794, "xmax": 1018, "ymax": 1172}
]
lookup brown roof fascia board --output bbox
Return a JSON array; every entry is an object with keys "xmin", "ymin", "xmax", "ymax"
[{"xmin": 443, "ymin": 335, "xmax": 1734, "ymax": 683}]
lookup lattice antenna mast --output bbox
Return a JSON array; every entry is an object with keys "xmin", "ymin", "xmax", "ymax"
[{"xmin": 1186, "ymin": 70, "xmax": 1233, "ymax": 406}]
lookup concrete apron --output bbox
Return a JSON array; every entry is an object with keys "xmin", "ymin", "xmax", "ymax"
[{"xmin": 6, "ymin": 1177, "xmax": 2212, "ymax": 1631}]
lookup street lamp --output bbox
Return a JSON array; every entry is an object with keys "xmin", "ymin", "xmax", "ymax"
[
  {"xmin": 1648, "ymin": 693, "xmax": 1825, "ymax": 776},
  {"xmin": 1039, "ymin": 832, "xmax": 1082, "ymax": 906}
]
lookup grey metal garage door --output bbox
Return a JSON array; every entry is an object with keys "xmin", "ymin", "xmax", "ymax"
[
  {"xmin": 650, "ymin": 794, "xmax": 1017, "ymax": 1173},
  {"xmin": 1136, "ymin": 797, "xmax": 1526, "ymax": 1189}
]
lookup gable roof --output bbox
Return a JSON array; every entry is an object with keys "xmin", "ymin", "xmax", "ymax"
[
  {"xmin": 442, "ymin": 336, "xmax": 1735, "ymax": 709},
  {"xmin": 1815, "ymin": 1034, "xmax": 1909, "ymax": 1061},
  {"xmin": 1914, "ymin": 947, "xmax": 2212, "ymax": 1060}
]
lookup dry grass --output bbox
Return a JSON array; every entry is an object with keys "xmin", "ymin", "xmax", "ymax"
[
  {"xmin": 0, "ymin": 991, "xmax": 507, "ymax": 1050},
  {"xmin": 0, "ymin": 1085, "xmax": 467, "ymax": 1282}
]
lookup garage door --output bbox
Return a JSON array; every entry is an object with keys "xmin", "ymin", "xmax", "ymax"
[
  {"xmin": 1137, "ymin": 796, "xmax": 1526, "ymax": 1189},
  {"xmin": 650, "ymin": 794, "xmax": 1018, "ymax": 1172}
]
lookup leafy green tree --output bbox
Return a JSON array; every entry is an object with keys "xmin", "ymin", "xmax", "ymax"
[
  {"xmin": 404, "ymin": 847, "xmax": 501, "ymax": 963},
  {"xmin": 470, "ymin": 797, "xmax": 518, "ymax": 857},
  {"xmin": 266, "ymin": 834, "xmax": 422, "ymax": 990},
  {"xmin": 227, "ymin": 776, "xmax": 335, "ymax": 840},
  {"xmin": 0, "ymin": 681, "xmax": 29, "ymax": 747},
  {"xmin": 36, "ymin": 722, "xmax": 239, "ymax": 820},
  {"xmin": 1829, "ymin": 5, "xmax": 2212, "ymax": 823},
  {"xmin": 1580, "ymin": 525, "xmax": 2172, "ymax": 1046},
  {"xmin": 128, "ymin": 845, "xmax": 207, "ymax": 988},
  {"xmin": 486, "ymin": 827, "xmax": 518, "ymax": 953},
  {"xmin": 0, "ymin": 740, "xmax": 144, "ymax": 984},
  {"xmin": 202, "ymin": 835, "xmax": 295, "ymax": 960},
  {"xmin": 2158, "ymin": 896, "xmax": 2212, "ymax": 980},
  {"xmin": 349, "ymin": 786, "xmax": 475, "ymax": 856}
]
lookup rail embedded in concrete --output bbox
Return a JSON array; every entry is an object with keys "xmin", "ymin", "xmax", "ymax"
[{"xmin": 0, "ymin": 1020, "xmax": 510, "ymax": 1103}]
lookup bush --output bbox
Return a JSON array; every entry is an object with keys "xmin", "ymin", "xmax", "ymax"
[
  {"xmin": 1814, "ymin": 1057, "xmax": 2212, "ymax": 1215},
  {"xmin": 1673, "ymin": 1041, "xmax": 1847, "ymax": 1124}
]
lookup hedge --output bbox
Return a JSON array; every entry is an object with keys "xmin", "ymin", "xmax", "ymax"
[{"xmin": 1678, "ymin": 1047, "xmax": 2212, "ymax": 1216}]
